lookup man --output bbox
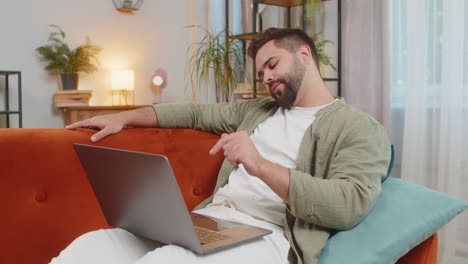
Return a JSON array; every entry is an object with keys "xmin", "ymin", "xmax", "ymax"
[{"xmin": 56, "ymin": 28, "xmax": 390, "ymax": 264}]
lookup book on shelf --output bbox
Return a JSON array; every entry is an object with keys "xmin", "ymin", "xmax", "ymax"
[
  {"xmin": 234, "ymin": 83, "xmax": 270, "ymax": 102},
  {"xmin": 54, "ymin": 101, "xmax": 90, "ymax": 108},
  {"xmin": 54, "ymin": 90, "xmax": 92, "ymax": 108},
  {"xmin": 54, "ymin": 90, "xmax": 93, "ymax": 94}
]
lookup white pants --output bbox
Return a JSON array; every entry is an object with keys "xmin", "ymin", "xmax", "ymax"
[{"xmin": 50, "ymin": 206, "xmax": 290, "ymax": 264}]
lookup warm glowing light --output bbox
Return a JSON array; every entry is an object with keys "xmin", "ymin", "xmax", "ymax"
[
  {"xmin": 111, "ymin": 69, "xmax": 134, "ymax": 91},
  {"xmin": 153, "ymin": 75, "xmax": 163, "ymax": 86}
]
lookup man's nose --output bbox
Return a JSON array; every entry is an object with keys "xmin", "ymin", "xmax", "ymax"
[{"xmin": 263, "ymin": 73, "xmax": 273, "ymax": 85}]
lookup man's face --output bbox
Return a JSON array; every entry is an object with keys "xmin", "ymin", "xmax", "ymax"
[{"xmin": 255, "ymin": 41, "xmax": 306, "ymax": 109}]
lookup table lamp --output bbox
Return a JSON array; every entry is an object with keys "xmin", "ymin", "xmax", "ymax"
[{"xmin": 112, "ymin": 69, "xmax": 134, "ymax": 105}]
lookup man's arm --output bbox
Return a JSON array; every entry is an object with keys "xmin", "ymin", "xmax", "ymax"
[
  {"xmin": 287, "ymin": 120, "xmax": 391, "ymax": 230},
  {"xmin": 153, "ymin": 100, "xmax": 266, "ymax": 135},
  {"xmin": 210, "ymin": 118, "xmax": 391, "ymax": 231},
  {"xmin": 66, "ymin": 106, "xmax": 158, "ymax": 142},
  {"xmin": 65, "ymin": 98, "xmax": 266, "ymax": 142}
]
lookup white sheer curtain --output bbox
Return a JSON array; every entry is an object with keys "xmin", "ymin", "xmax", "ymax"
[
  {"xmin": 391, "ymin": 0, "xmax": 468, "ymax": 263},
  {"xmin": 342, "ymin": 0, "xmax": 392, "ymax": 129},
  {"xmin": 344, "ymin": 0, "xmax": 468, "ymax": 262}
]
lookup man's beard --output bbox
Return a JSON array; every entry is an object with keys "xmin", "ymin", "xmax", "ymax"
[{"xmin": 269, "ymin": 58, "xmax": 305, "ymax": 110}]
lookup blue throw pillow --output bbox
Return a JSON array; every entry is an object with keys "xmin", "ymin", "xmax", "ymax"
[{"xmin": 319, "ymin": 177, "xmax": 468, "ymax": 264}]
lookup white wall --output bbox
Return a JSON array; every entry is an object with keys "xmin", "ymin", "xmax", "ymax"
[{"xmin": 0, "ymin": 0, "xmax": 193, "ymax": 128}]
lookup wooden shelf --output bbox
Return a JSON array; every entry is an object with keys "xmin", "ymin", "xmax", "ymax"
[
  {"xmin": 255, "ymin": 0, "xmax": 329, "ymax": 7},
  {"xmin": 59, "ymin": 105, "xmax": 145, "ymax": 110},
  {"xmin": 256, "ymin": 0, "xmax": 303, "ymax": 7},
  {"xmin": 228, "ymin": 33, "xmax": 258, "ymax": 40}
]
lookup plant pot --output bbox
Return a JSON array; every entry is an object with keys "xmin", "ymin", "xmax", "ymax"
[
  {"xmin": 61, "ymin": 73, "xmax": 79, "ymax": 90},
  {"xmin": 122, "ymin": 0, "xmax": 133, "ymax": 8}
]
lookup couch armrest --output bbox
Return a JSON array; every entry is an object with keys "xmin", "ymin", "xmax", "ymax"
[{"xmin": 397, "ymin": 233, "xmax": 438, "ymax": 264}]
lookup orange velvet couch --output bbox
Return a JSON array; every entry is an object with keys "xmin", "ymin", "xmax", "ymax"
[{"xmin": 1, "ymin": 128, "xmax": 438, "ymax": 264}]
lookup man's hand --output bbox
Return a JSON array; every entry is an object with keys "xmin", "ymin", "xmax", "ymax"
[
  {"xmin": 66, "ymin": 113, "xmax": 126, "ymax": 142},
  {"xmin": 209, "ymin": 130, "xmax": 291, "ymax": 204},
  {"xmin": 65, "ymin": 106, "xmax": 159, "ymax": 142},
  {"xmin": 209, "ymin": 131, "xmax": 266, "ymax": 177}
]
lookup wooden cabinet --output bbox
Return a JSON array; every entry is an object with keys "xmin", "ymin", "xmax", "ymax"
[{"xmin": 60, "ymin": 105, "xmax": 150, "ymax": 126}]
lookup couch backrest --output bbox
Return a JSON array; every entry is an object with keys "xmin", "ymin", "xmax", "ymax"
[{"xmin": 0, "ymin": 128, "xmax": 223, "ymax": 264}]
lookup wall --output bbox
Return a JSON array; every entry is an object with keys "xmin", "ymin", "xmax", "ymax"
[{"xmin": 0, "ymin": 0, "xmax": 193, "ymax": 128}]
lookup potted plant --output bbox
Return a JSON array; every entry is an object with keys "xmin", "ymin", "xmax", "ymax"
[
  {"xmin": 312, "ymin": 32, "xmax": 337, "ymax": 73},
  {"xmin": 306, "ymin": 0, "xmax": 324, "ymax": 34},
  {"xmin": 187, "ymin": 26, "xmax": 243, "ymax": 103},
  {"xmin": 305, "ymin": 0, "xmax": 337, "ymax": 74},
  {"xmin": 36, "ymin": 25, "xmax": 102, "ymax": 90}
]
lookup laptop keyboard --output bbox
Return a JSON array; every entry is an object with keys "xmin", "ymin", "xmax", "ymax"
[{"xmin": 195, "ymin": 227, "xmax": 231, "ymax": 244}]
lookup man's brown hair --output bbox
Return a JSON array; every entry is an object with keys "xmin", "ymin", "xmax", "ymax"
[{"xmin": 247, "ymin": 27, "xmax": 319, "ymax": 68}]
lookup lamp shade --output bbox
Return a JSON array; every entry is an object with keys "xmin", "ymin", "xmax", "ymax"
[
  {"xmin": 152, "ymin": 75, "xmax": 163, "ymax": 86},
  {"xmin": 153, "ymin": 68, "xmax": 167, "ymax": 89},
  {"xmin": 111, "ymin": 70, "xmax": 134, "ymax": 91}
]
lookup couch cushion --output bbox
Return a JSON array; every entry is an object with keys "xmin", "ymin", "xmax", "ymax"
[
  {"xmin": 319, "ymin": 177, "xmax": 468, "ymax": 264},
  {"xmin": 2, "ymin": 128, "xmax": 110, "ymax": 264}
]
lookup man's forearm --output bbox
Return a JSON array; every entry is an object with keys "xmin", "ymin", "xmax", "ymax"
[
  {"xmin": 122, "ymin": 106, "xmax": 159, "ymax": 128},
  {"xmin": 257, "ymin": 160, "xmax": 291, "ymax": 204}
]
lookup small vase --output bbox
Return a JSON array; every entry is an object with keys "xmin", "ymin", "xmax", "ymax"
[{"xmin": 61, "ymin": 73, "xmax": 79, "ymax": 90}]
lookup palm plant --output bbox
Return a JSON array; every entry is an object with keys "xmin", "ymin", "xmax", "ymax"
[
  {"xmin": 36, "ymin": 25, "xmax": 101, "ymax": 90},
  {"xmin": 306, "ymin": 0, "xmax": 324, "ymax": 31},
  {"xmin": 187, "ymin": 26, "xmax": 243, "ymax": 103},
  {"xmin": 36, "ymin": 25, "xmax": 101, "ymax": 74},
  {"xmin": 305, "ymin": 1, "xmax": 337, "ymax": 73},
  {"xmin": 312, "ymin": 32, "xmax": 337, "ymax": 73}
]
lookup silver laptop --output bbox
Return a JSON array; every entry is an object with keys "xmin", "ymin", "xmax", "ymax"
[{"xmin": 73, "ymin": 144, "xmax": 272, "ymax": 254}]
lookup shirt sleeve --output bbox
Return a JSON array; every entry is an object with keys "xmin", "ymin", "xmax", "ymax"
[
  {"xmin": 288, "ymin": 114, "xmax": 391, "ymax": 231},
  {"xmin": 152, "ymin": 99, "xmax": 265, "ymax": 135}
]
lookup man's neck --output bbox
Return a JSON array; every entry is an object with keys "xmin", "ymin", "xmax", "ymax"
[{"xmin": 294, "ymin": 79, "xmax": 335, "ymax": 108}]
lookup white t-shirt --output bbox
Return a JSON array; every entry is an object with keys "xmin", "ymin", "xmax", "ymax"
[{"xmin": 209, "ymin": 101, "xmax": 336, "ymax": 226}]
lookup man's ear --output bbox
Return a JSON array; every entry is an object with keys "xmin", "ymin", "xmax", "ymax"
[{"xmin": 296, "ymin": 45, "xmax": 312, "ymax": 65}]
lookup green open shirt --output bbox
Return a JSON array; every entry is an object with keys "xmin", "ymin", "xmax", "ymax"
[{"xmin": 154, "ymin": 97, "xmax": 391, "ymax": 264}]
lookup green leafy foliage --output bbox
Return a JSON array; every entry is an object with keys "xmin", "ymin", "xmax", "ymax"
[
  {"xmin": 306, "ymin": 0, "xmax": 323, "ymax": 29},
  {"xmin": 312, "ymin": 33, "xmax": 337, "ymax": 72},
  {"xmin": 187, "ymin": 26, "xmax": 243, "ymax": 103},
  {"xmin": 36, "ymin": 25, "xmax": 102, "ymax": 74},
  {"xmin": 305, "ymin": 0, "xmax": 337, "ymax": 73}
]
